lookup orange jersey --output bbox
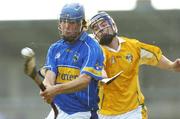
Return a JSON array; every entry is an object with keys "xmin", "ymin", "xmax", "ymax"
[{"xmin": 99, "ymin": 36, "xmax": 162, "ymax": 115}]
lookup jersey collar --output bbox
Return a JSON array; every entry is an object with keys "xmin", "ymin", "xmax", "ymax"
[
  {"xmin": 103, "ymin": 36, "xmax": 125, "ymax": 52},
  {"xmin": 79, "ymin": 32, "xmax": 88, "ymax": 42}
]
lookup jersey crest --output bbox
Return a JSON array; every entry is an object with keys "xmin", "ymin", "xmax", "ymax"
[
  {"xmin": 126, "ymin": 53, "xmax": 133, "ymax": 63},
  {"xmin": 73, "ymin": 52, "xmax": 80, "ymax": 63}
]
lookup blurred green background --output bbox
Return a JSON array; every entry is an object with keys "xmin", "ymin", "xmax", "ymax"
[{"xmin": 0, "ymin": 1, "xmax": 180, "ymax": 119}]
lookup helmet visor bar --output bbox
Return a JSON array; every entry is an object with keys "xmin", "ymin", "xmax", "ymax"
[{"xmin": 91, "ymin": 19, "xmax": 111, "ymax": 35}]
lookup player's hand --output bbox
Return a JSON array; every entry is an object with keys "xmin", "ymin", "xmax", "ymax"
[
  {"xmin": 172, "ymin": 58, "xmax": 180, "ymax": 72},
  {"xmin": 40, "ymin": 85, "xmax": 58, "ymax": 104}
]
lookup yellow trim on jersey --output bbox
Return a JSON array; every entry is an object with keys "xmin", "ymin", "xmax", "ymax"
[
  {"xmin": 99, "ymin": 36, "xmax": 162, "ymax": 115},
  {"xmin": 83, "ymin": 67, "xmax": 102, "ymax": 77}
]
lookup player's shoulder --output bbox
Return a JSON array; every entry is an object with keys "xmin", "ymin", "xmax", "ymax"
[
  {"xmin": 84, "ymin": 33, "xmax": 101, "ymax": 49},
  {"xmin": 120, "ymin": 36, "xmax": 140, "ymax": 44},
  {"xmin": 119, "ymin": 36, "xmax": 142, "ymax": 50},
  {"xmin": 48, "ymin": 39, "xmax": 63, "ymax": 50}
]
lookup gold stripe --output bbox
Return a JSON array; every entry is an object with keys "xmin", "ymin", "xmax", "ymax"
[{"xmin": 83, "ymin": 67, "xmax": 102, "ymax": 77}]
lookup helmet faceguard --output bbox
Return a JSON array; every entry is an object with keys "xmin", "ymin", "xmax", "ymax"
[
  {"xmin": 90, "ymin": 12, "xmax": 118, "ymax": 35},
  {"xmin": 58, "ymin": 3, "xmax": 86, "ymax": 42},
  {"xmin": 89, "ymin": 12, "xmax": 118, "ymax": 45}
]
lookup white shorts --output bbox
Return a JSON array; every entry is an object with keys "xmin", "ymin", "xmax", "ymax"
[
  {"xmin": 98, "ymin": 106, "xmax": 143, "ymax": 119},
  {"xmin": 45, "ymin": 106, "xmax": 91, "ymax": 119}
]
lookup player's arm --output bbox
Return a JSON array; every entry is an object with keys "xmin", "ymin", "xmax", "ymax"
[
  {"xmin": 39, "ymin": 70, "xmax": 56, "ymax": 103},
  {"xmin": 43, "ymin": 70, "xmax": 56, "ymax": 87},
  {"xmin": 40, "ymin": 73, "xmax": 91, "ymax": 102},
  {"xmin": 102, "ymin": 69, "xmax": 108, "ymax": 78},
  {"xmin": 55, "ymin": 73, "xmax": 91, "ymax": 93},
  {"xmin": 156, "ymin": 55, "xmax": 180, "ymax": 72},
  {"xmin": 137, "ymin": 40, "xmax": 180, "ymax": 72}
]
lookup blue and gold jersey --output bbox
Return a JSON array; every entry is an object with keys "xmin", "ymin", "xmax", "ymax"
[{"xmin": 44, "ymin": 32, "xmax": 104, "ymax": 114}]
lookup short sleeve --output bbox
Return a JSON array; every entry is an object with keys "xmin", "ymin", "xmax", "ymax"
[
  {"xmin": 44, "ymin": 44, "xmax": 58, "ymax": 75},
  {"xmin": 137, "ymin": 41, "xmax": 162, "ymax": 66},
  {"xmin": 81, "ymin": 42, "xmax": 104, "ymax": 80}
]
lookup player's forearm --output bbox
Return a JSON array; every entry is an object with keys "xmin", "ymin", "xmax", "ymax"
[
  {"xmin": 43, "ymin": 70, "xmax": 56, "ymax": 86},
  {"xmin": 43, "ymin": 79, "xmax": 53, "ymax": 87},
  {"xmin": 156, "ymin": 55, "xmax": 174, "ymax": 70},
  {"xmin": 55, "ymin": 74, "xmax": 91, "ymax": 94},
  {"xmin": 102, "ymin": 69, "xmax": 108, "ymax": 78}
]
